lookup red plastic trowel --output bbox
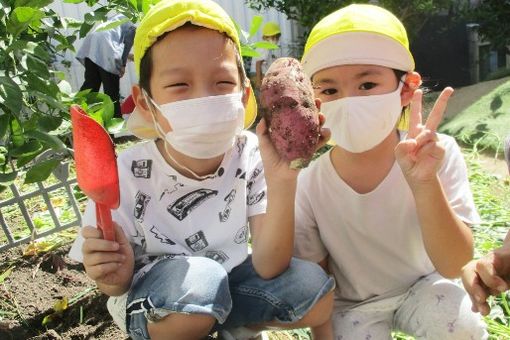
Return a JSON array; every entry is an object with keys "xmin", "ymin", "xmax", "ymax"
[{"xmin": 71, "ymin": 105, "xmax": 120, "ymax": 241}]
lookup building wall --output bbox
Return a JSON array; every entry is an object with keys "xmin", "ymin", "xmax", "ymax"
[{"xmin": 48, "ymin": 1, "xmax": 295, "ymax": 100}]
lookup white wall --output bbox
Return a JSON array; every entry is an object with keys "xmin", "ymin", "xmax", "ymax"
[{"xmin": 49, "ymin": 1, "xmax": 295, "ymax": 100}]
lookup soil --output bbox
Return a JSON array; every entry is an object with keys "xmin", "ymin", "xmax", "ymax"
[{"xmin": 0, "ymin": 242, "xmax": 126, "ymax": 340}]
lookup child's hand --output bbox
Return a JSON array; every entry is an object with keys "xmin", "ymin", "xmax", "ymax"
[
  {"xmin": 395, "ymin": 87, "xmax": 454, "ymax": 185},
  {"xmin": 255, "ymin": 116, "xmax": 330, "ymax": 182},
  {"xmin": 461, "ymin": 247, "xmax": 510, "ymax": 316},
  {"xmin": 82, "ymin": 222, "xmax": 134, "ymax": 290}
]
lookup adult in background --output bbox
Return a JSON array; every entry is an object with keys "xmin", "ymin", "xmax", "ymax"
[
  {"xmin": 76, "ymin": 13, "xmax": 136, "ymax": 118},
  {"xmin": 462, "ymin": 136, "xmax": 510, "ymax": 315}
]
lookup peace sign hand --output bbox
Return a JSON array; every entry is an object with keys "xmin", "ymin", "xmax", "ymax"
[{"xmin": 395, "ymin": 87, "xmax": 454, "ymax": 186}]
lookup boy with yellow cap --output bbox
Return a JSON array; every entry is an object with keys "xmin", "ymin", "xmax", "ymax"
[
  {"xmin": 255, "ymin": 21, "xmax": 282, "ymax": 88},
  {"xmin": 68, "ymin": 0, "xmax": 334, "ymax": 339},
  {"xmin": 293, "ymin": 4, "xmax": 487, "ymax": 339}
]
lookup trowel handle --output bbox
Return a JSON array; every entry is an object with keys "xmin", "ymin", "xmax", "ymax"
[{"xmin": 96, "ymin": 203, "xmax": 115, "ymax": 242}]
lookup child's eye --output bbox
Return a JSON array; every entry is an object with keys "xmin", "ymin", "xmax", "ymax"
[
  {"xmin": 359, "ymin": 82, "xmax": 377, "ymax": 90},
  {"xmin": 167, "ymin": 83, "xmax": 188, "ymax": 88},
  {"xmin": 321, "ymin": 88, "xmax": 337, "ymax": 96},
  {"xmin": 217, "ymin": 81, "xmax": 236, "ymax": 86}
]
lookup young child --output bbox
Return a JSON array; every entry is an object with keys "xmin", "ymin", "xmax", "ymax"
[
  {"xmin": 462, "ymin": 136, "xmax": 510, "ymax": 316},
  {"xmin": 68, "ymin": 1, "xmax": 335, "ymax": 339},
  {"xmin": 254, "ymin": 22, "xmax": 282, "ymax": 89},
  {"xmin": 293, "ymin": 4, "xmax": 488, "ymax": 339}
]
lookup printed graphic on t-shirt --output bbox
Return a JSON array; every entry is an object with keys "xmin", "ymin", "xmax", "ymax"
[
  {"xmin": 236, "ymin": 135, "xmax": 247, "ymax": 155},
  {"xmin": 219, "ymin": 189, "xmax": 236, "ymax": 222},
  {"xmin": 247, "ymin": 191, "xmax": 265, "ymax": 206},
  {"xmin": 185, "ymin": 230, "xmax": 209, "ymax": 252},
  {"xmin": 131, "ymin": 160, "xmax": 152, "ymax": 178},
  {"xmin": 234, "ymin": 225, "xmax": 248, "ymax": 244},
  {"xmin": 235, "ymin": 168, "xmax": 246, "ymax": 180},
  {"xmin": 159, "ymin": 183, "xmax": 185, "ymax": 201},
  {"xmin": 149, "ymin": 226, "xmax": 176, "ymax": 245},
  {"xmin": 134, "ymin": 191, "xmax": 151, "ymax": 221},
  {"xmin": 247, "ymin": 167, "xmax": 262, "ymax": 193},
  {"xmin": 167, "ymin": 189, "xmax": 218, "ymax": 221},
  {"xmin": 205, "ymin": 250, "xmax": 229, "ymax": 264}
]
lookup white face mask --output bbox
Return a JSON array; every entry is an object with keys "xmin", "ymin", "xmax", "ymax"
[
  {"xmin": 144, "ymin": 91, "xmax": 245, "ymax": 159},
  {"xmin": 321, "ymin": 81, "xmax": 404, "ymax": 153}
]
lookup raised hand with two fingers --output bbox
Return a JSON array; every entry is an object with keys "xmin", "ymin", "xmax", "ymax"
[{"xmin": 395, "ymin": 87, "xmax": 454, "ymax": 186}]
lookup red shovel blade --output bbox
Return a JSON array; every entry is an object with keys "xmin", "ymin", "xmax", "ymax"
[{"xmin": 71, "ymin": 105, "xmax": 119, "ymax": 241}]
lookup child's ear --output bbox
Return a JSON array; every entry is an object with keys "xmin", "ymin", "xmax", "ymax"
[
  {"xmin": 242, "ymin": 80, "xmax": 251, "ymax": 107},
  {"xmin": 132, "ymin": 85, "xmax": 152, "ymax": 122},
  {"xmin": 401, "ymin": 72, "xmax": 422, "ymax": 107}
]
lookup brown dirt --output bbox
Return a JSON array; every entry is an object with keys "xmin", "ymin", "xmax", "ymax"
[{"xmin": 0, "ymin": 241, "xmax": 126, "ymax": 340}]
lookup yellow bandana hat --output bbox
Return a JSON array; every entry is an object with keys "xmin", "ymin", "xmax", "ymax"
[
  {"xmin": 262, "ymin": 22, "xmax": 281, "ymax": 37},
  {"xmin": 128, "ymin": 0, "xmax": 257, "ymax": 139},
  {"xmin": 301, "ymin": 4, "xmax": 414, "ymax": 77}
]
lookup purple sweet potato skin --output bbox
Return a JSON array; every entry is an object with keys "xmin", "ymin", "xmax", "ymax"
[{"xmin": 260, "ymin": 57, "xmax": 320, "ymax": 169}]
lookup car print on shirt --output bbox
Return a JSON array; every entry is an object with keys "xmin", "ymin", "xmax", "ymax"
[
  {"xmin": 134, "ymin": 191, "xmax": 151, "ymax": 222},
  {"xmin": 205, "ymin": 250, "xmax": 229, "ymax": 264},
  {"xmin": 131, "ymin": 159, "xmax": 152, "ymax": 179},
  {"xmin": 185, "ymin": 230, "xmax": 209, "ymax": 252},
  {"xmin": 234, "ymin": 225, "xmax": 248, "ymax": 244},
  {"xmin": 167, "ymin": 188, "xmax": 218, "ymax": 221},
  {"xmin": 219, "ymin": 189, "xmax": 236, "ymax": 222},
  {"xmin": 247, "ymin": 190, "xmax": 265, "ymax": 206}
]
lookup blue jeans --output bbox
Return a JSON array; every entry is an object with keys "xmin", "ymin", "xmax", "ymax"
[{"xmin": 124, "ymin": 255, "xmax": 334, "ymax": 340}]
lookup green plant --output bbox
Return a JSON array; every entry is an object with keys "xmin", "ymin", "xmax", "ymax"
[{"xmin": 0, "ymin": 1, "xmax": 156, "ymax": 192}]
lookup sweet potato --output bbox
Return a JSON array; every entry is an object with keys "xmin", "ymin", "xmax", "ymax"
[{"xmin": 259, "ymin": 57, "xmax": 320, "ymax": 169}]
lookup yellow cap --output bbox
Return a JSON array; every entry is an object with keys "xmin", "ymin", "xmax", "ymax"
[
  {"xmin": 131, "ymin": 0, "xmax": 256, "ymax": 135},
  {"xmin": 262, "ymin": 22, "xmax": 281, "ymax": 36},
  {"xmin": 301, "ymin": 4, "xmax": 414, "ymax": 77}
]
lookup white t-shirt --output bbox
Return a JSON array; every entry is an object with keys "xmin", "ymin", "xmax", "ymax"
[
  {"xmin": 255, "ymin": 47, "xmax": 283, "ymax": 75},
  {"xmin": 294, "ymin": 133, "xmax": 480, "ymax": 303},
  {"xmin": 69, "ymin": 131, "xmax": 266, "ymax": 279}
]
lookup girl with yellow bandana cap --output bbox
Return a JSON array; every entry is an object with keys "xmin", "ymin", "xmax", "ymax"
[
  {"xmin": 68, "ymin": 0, "xmax": 335, "ymax": 339},
  {"xmin": 294, "ymin": 4, "xmax": 488, "ymax": 339}
]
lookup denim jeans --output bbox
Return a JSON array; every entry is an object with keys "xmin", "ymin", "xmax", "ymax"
[{"xmin": 122, "ymin": 255, "xmax": 334, "ymax": 340}]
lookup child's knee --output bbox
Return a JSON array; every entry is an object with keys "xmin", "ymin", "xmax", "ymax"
[
  {"xmin": 296, "ymin": 290, "xmax": 334, "ymax": 327},
  {"xmin": 147, "ymin": 313, "xmax": 216, "ymax": 339}
]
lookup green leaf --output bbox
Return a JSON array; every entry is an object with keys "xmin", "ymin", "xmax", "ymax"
[
  {"xmin": 16, "ymin": 151, "xmax": 40, "ymax": 168},
  {"xmin": 106, "ymin": 117, "xmax": 125, "ymax": 134},
  {"xmin": 252, "ymin": 41, "xmax": 279, "ymax": 50},
  {"xmin": 0, "ymin": 171, "xmax": 17, "ymax": 184},
  {"xmin": 248, "ymin": 15, "xmax": 264, "ymax": 39},
  {"xmin": 8, "ymin": 7, "xmax": 44, "ymax": 38},
  {"xmin": 240, "ymin": 46, "xmax": 261, "ymax": 58},
  {"xmin": 0, "ymin": 76, "xmax": 22, "ymax": 113},
  {"xmin": 14, "ymin": 0, "xmax": 53, "ymax": 8},
  {"xmin": 37, "ymin": 115, "xmax": 63, "ymax": 132},
  {"xmin": 95, "ymin": 17, "xmax": 130, "ymax": 32},
  {"xmin": 24, "ymin": 158, "xmax": 59, "ymax": 183},
  {"xmin": 63, "ymin": 0, "xmax": 84, "ymax": 3},
  {"xmin": 26, "ymin": 55, "xmax": 50, "ymax": 78},
  {"xmin": 11, "ymin": 139, "xmax": 43, "ymax": 157},
  {"xmin": 10, "ymin": 118, "xmax": 25, "ymax": 147},
  {"xmin": 25, "ymin": 130, "xmax": 66, "ymax": 150},
  {"xmin": 0, "ymin": 114, "xmax": 9, "ymax": 140},
  {"xmin": 0, "ymin": 266, "xmax": 14, "ymax": 284}
]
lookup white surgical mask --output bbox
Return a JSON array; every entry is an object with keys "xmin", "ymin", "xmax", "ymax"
[
  {"xmin": 321, "ymin": 81, "xmax": 404, "ymax": 153},
  {"xmin": 144, "ymin": 91, "xmax": 245, "ymax": 159}
]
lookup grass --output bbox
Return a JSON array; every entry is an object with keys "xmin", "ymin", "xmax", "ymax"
[{"xmin": 440, "ymin": 79, "xmax": 510, "ymax": 155}]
